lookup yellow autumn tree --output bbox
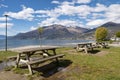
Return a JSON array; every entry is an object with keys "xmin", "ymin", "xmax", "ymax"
[{"xmin": 95, "ymin": 27, "xmax": 108, "ymax": 42}]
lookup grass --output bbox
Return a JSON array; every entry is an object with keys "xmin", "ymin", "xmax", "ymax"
[
  {"xmin": 56, "ymin": 47, "xmax": 120, "ymax": 80},
  {"xmin": 0, "ymin": 46, "xmax": 120, "ymax": 80},
  {"xmin": 0, "ymin": 51, "xmax": 18, "ymax": 61}
]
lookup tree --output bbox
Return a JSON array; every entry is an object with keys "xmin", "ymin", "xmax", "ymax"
[
  {"xmin": 37, "ymin": 27, "xmax": 44, "ymax": 47},
  {"xmin": 95, "ymin": 27, "xmax": 108, "ymax": 42},
  {"xmin": 116, "ymin": 31, "xmax": 120, "ymax": 38}
]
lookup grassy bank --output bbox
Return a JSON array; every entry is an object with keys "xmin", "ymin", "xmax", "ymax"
[
  {"xmin": 0, "ymin": 51, "xmax": 17, "ymax": 61},
  {"xmin": 0, "ymin": 47, "xmax": 120, "ymax": 80}
]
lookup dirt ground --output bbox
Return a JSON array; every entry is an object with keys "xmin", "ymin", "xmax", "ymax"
[
  {"xmin": 0, "ymin": 71, "xmax": 27, "ymax": 80},
  {"xmin": 0, "ymin": 66, "xmax": 71, "ymax": 80}
]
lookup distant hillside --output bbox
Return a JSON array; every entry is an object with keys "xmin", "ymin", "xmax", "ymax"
[
  {"xmin": 81, "ymin": 22, "xmax": 120, "ymax": 39},
  {"xmin": 12, "ymin": 22, "xmax": 120, "ymax": 40},
  {"xmin": 101, "ymin": 22, "xmax": 120, "ymax": 36},
  {"xmin": 13, "ymin": 24, "xmax": 89, "ymax": 39}
]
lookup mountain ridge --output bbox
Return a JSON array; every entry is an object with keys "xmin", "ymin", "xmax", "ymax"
[
  {"xmin": 13, "ymin": 24, "xmax": 89, "ymax": 39},
  {"xmin": 12, "ymin": 22, "xmax": 120, "ymax": 40},
  {"xmin": 80, "ymin": 22, "xmax": 120, "ymax": 39}
]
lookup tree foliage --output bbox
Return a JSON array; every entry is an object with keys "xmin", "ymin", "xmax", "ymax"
[
  {"xmin": 37, "ymin": 27, "xmax": 44, "ymax": 47},
  {"xmin": 38, "ymin": 27, "xmax": 43, "ymax": 34},
  {"xmin": 115, "ymin": 31, "xmax": 120, "ymax": 38},
  {"xmin": 95, "ymin": 27, "xmax": 108, "ymax": 42}
]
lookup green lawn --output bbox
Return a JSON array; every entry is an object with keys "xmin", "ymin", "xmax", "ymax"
[
  {"xmin": 56, "ymin": 47, "xmax": 120, "ymax": 80},
  {"xmin": 0, "ymin": 47, "xmax": 120, "ymax": 80},
  {"xmin": 0, "ymin": 51, "xmax": 18, "ymax": 61}
]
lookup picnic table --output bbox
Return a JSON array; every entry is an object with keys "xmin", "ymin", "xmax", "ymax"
[
  {"xmin": 92, "ymin": 42, "xmax": 108, "ymax": 48},
  {"xmin": 14, "ymin": 47, "xmax": 64, "ymax": 75},
  {"xmin": 76, "ymin": 43, "xmax": 93, "ymax": 53}
]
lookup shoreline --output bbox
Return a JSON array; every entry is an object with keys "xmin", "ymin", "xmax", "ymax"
[
  {"xmin": 0, "ymin": 43, "xmax": 120, "ymax": 51},
  {"xmin": 0, "ymin": 45, "xmax": 60, "ymax": 51}
]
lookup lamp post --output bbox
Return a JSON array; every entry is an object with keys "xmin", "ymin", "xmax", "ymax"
[{"xmin": 4, "ymin": 14, "xmax": 8, "ymax": 51}]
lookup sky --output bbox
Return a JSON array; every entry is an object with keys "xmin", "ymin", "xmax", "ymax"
[{"xmin": 0, "ymin": 0, "xmax": 120, "ymax": 36}]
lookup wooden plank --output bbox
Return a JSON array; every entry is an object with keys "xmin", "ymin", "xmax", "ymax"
[
  {"xmin": 27, "ymin": 54, "xmax": 64, "ymax": 65},
  {"xmin": 15, "ymin": 47, "xmax": 57, "ymax": 53},
  {"xmin": 27, "ymin": 54, "xmax": 64, "ymax": 75}
]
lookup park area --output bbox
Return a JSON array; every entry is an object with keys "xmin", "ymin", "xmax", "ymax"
[{"xmin": 0, "ymin": 45, "xmax": 120, "ymax": 80}]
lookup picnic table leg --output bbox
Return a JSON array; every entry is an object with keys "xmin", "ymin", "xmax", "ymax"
[
  {"xmin": 76, "ymin": 44, "xmax": 80, "ymax": 52},
  {"xmin": 15, "ymin": 53, "xmax": 21, "ymax": 68},
  {"xmin": 84, "ymin": 46, "xmax": 88, "ymax": 54},
  {"xmin": 25, "ymin": 53, "xmax": 33, "ymax": 75},
  {"xmin": 27, "ymin": 64, "xmax": 33, "ymax": 75},
  {"xmin": 90, "ymin": 44, "xmax": 93, "ymax": 51},
  {"xmin": 53, "ymin": 49, "xmax": 59, "ymax": 65},
  {"xmin": 25, "ymin": 53, "xmax": 30, "ymax": 61}
]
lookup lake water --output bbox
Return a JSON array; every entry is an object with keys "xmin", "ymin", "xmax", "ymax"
[{"xmin": 0, "ymin": 39, "xmax": 94, "ymax": 50}]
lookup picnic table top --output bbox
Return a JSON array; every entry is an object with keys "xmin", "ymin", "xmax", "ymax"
[
  {"xmin": 13, "ymin": 47, "xmax": 58, "ymax": 53},
  {"xmin": 77, "ymin": 42, "xmax": 92, "ymax": 45}
]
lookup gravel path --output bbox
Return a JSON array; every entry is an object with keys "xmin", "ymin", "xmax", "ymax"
[{"xmin": 109, "ymin": 43, "xmax": 120, "ymax": 47}]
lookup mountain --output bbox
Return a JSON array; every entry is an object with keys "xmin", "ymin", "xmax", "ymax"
[
  {"xmin": 13, "ymin": 24, "xmax": 89, "ymax": 39},
  {"xmin": 0, "ymin": 35, "xmax": 5, "ymax": 39},
  {"xmin": 101, "ymin": 22, "xmax": 120, "ymax": 36},
  {"xmin": 12, "ymin": 22, "xmax": 120, "ymax": 40},
  {"xmin": 81, "ymin": 22, "xmax": 120, "ymax": 39}
]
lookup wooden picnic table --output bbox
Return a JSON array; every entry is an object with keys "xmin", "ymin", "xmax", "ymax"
[
  {"xmin": 92, "ymin": 42, "xmax": 108, "ymax": 48},
  {"xmin": 14, "ymin": 47, "xmax": 64, "ymax": 75},
  {"xmin": 96, "ymin": 42, "xmax": 108, "ymax": 48},
  {"xmin": 76, "ymin": 43, "xmax": 93, "ymax": 53}
]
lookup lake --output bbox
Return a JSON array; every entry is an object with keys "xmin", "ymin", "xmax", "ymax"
[{"xmin": 0, "ymin": 39, "xmax": 94, "ymax": 50}]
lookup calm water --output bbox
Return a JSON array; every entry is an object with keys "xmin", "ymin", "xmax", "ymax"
[{"xmin": 0, "ymin": 39, "xmax": 93, "ymax": 50}]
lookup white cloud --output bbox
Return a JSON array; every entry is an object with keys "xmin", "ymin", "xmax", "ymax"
[
  {"xmin": 51, "ymin": 0, "xmax": 60, "ymax": 4},
  {"xmin": 37, "ymin": 2, "xmax": 120, "ymax": 28},
  {"xmin": 86, "ymin": 4, "xmax": 120, "ymax": 27},
  {"xmin": 74, "ymin": 0, "xmax": 91, "ymax": 4},
  {"xmin": 39, "ymin": 17, "xmax": 84, "ymax": 27},
  {"xmin": 4, "ymin": 5, "xmax": 35, "ymax": 21},
  {"xmin": 105, "ymin": 4, "xmax": 120, "ymax": 22},
  {"xmin": 53, "ymin": 3, "xmax": 92, "ymax": 17},
  {"xmin": 0, "ymin": 4, "xmax": 8, "ymax": 8},
  {"xmin": 0, "ymin": 23, "xmax": 14, "ymax": 28},
  {"xmin": 92, "ymin": 3, "xmax": 107, "ymax": 12},
  {"xmin": 58, "ymin": 20, "xmax": 78, "ymax": 26},
  {"xmin": 30, "ymin": 26, "xmax": 37, "ymax": 30},
  {"xmin": 39, "ymin": 17, "xmax": 58, "ymax": 26},
  {"xmin": 36, "ymin": 1, "xmax": 92, "ymax": 18},
  {"xmin": 0, "ymin": 17, "xmax": 12, "ymax": 21},
  {"xmin": 86, "ymin": 19, "xmax": 106, "ymax": 27},
  {"xmin": 36, "ymin": 15, "xmax": 48, "ymax": 18},
  {"xmin": 61, "ymin": 1, "xmax": 74, "ymax": 5},
  {"xmin": 3, "ymin": 0, "xmax": 118, "ymax": 29}
]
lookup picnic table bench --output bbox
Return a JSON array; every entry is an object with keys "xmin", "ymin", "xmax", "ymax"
[
  {"xmin": 76, "ymin": 43, "xmax": 93, "ymax": 53},
  {"xmin": 14, "ymin": 47, "xmax": 64, "ymax": 75}
]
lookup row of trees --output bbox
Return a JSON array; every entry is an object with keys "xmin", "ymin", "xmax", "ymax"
[{"xmin": 95, "ymin": 27, "xmax": 120, "ymax": 42}]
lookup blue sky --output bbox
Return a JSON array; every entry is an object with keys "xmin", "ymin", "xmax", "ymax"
[{"xmin": 0, "ymin": 0, "xmax": 120, "ymax": 36}]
